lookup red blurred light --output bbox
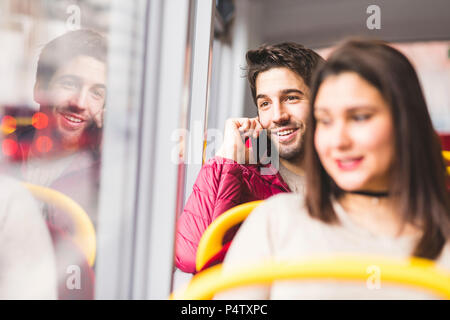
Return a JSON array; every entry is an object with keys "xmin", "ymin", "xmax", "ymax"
[
  {"xmin": 36, "ymin": 136, "xmax": 53, "ymax": 153},
  {"xmin": 2, "ymin": 139, "xmax": 18, "ymax": 156},
  {"xmin": 32, "ymin": 112, "xmax": 49, "ymax": 130},
  {"xmin": 1, "ymin": 115, "xmax": 17, "ymax": 134}
]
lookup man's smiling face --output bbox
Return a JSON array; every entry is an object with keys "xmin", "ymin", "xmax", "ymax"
[
  {"xmin": 37, "ymin": 55, "xmax": 106, "ymax": 149},
  {"xmin": 255, "ymin": 67, "xmax": 310, "ymax": 160}
]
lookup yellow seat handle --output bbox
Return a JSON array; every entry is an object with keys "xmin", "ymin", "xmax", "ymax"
[
  {"xmin": 173, "ymin": 255, "xmax": 450, "ymax": 300},
  {"xmin": 443, "ymin": 151, "xmax": 450, "ymax": 175},
  {"xmin": 23, "ymin": 183, "xmax": 96, "ymax": 267},
  {"xmin": 196, "ymin": 201, "xmax": 263, "ymax": 272},
  {"xmin": 443, "ymin": 150, "xmax": 450, "ymax": 161}
]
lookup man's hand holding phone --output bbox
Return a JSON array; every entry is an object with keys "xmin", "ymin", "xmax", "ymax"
[{"xmin": 216, "ymin": 117, "xmax": 263, "ymax": 164}]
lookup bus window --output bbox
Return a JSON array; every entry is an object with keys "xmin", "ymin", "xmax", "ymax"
[
  {"xmin": 0, "ymin": 0, "xmax": 114, "ymax": 299},
  {"xmin": 317, "ymin": 41, "xmax": 450, "ymax": 135},
  {"xmin": 0, "ymin": 0, "xmax": 191, "ymax": 300}
]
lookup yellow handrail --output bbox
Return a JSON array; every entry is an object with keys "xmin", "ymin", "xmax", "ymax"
[
  {"xmin": 444, "ymin": 151, "xmax": 450, "ymax": 175},
  {"xmin": 196, "ymin": 201, "xmax": 263, "ymax": 272},
  {"xmin": 172, "ymin": 255, "xmax": 450, "ymax": 300},
  {"xmin": 443, "ymin": 150, "xmax": 450, "ymax": 161},
  {"xmin": 23, "ymin": 183, "xmax": 96, "ymax": 267}
]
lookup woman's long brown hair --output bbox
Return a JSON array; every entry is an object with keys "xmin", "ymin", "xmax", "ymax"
[{"xmin": 305, "ymin": 39, "xmax": 450, "ymax": 260}]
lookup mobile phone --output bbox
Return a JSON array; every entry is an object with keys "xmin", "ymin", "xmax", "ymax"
[{"xmin": 248, "ymin": 129, "xmax": 279, "ymax": 168}]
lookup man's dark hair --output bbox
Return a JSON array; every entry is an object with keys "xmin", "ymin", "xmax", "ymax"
[
  {"xmin": 246, "ymin": 42, "xmax": 324, "ymax": 105},
  {"xmin": 36, "ymin": 29, "xmax": 107, "ymax": 89},
  {"xmin": 304, "ymin": 38, "xmax": 450, "ymax": 260}
]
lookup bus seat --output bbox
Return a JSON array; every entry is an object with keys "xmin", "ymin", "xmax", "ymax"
[
  {"xmin": 196, "ymin": 201, "xmax": 263, "ymax": 272},
  {"xmin": 171, "ymin": 255, "xmax": 450, "ymax": 300}
]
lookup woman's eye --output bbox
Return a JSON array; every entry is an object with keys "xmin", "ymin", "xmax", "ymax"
[
  {"xmin": 352, "ymin": 114, "xmax": 372, "ymax": 121},
  {"xmin": 315, "ymin": 117, "xmax": 331, "ymax": 125}
]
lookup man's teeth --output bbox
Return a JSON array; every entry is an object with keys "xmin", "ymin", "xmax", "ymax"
[
  {"xmin": 277, "ymin": 129, "xmax": 295, "ymax": 136},
  {"xmin": 64, "ymin": 115, "xmax": 82, "ymax": 123}
]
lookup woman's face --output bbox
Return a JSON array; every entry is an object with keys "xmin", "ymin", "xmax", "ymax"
[{"xmin": 314, "ymin": 72, "xmax": 395, "ymax": 192}]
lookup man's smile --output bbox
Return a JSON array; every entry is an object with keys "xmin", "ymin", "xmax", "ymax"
[{"xmin": 57, "ymin": 111, "xmax": 87, "ymax": 130}]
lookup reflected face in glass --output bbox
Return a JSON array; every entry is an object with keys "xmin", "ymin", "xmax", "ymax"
[
  {"xmin": 314, "ymin": 72, "xmax": 394, "ymax": 192},
  {"xmin": 256, "ymin": 67, "xmax": 310, "ymax": 160},
  {"xmin": 39, "ymin": 55, "xmax": 106, "ymax": 148}
]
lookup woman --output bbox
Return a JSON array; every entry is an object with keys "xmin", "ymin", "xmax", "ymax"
[
  {"xmin": 0, "ymin": 175, "xmax": 57, "ymax": 299},
  {"xmin": 215, "ymin": 39, "xmax": 450, "ymax": 299}
]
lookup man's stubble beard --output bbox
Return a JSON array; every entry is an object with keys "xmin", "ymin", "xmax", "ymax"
[
  {"xmin": 270, "ymin": 121, "xmax": 306, "ymax": 162},
  {"xmin": 276, "ymin": 134, "xmax": 305, "ymax": 161},
  {"xmin": 45, "ymin": 105, "xmax": 100, "ymax": 152}
]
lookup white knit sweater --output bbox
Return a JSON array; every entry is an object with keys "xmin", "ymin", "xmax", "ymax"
[
  {"xmin": 216, "ymin": 193, "xmax": 450, "ymax": 300},
  {"xmin": 0, "ymin": 175, "xmax": 57, "ymax": 299}
]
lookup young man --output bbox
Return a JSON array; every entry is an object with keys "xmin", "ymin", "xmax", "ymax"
[
  {"xmin": 176, "ymin": 42, "xmax": 324, "ymax": 273},
  {"xmin": 9, "ymin": 30, "xmax": 107, "ymax": 228}
]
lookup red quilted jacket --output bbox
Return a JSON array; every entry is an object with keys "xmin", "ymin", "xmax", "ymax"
[{"xmin": 175, "ymin": 156, "xmax": 290, "ymax": 273}]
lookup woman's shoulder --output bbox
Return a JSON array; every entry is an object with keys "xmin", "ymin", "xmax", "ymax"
[
  {"xmin": 222, "ymin": 193, "xmax": 309, "ymax": 270},
  {"xmin": 244, "ymin": 192, "xmax": 310, "ymax": 236},
  {"xmin": 264, "ymin": 191, "xmax": 305, "ymax": 205},
  {"xmin": 437, "ymin": 241, "xmax": 450, "ymax": 270},
  {"xmin": 0, "ymin": 174, "xmax": 22, "ymax": 188},
  {"xmin": 254, "ymin": 192, "xmax": 307, "ymax": 219},
  {"xmin": 0, "ymin": 175, "xmax": 32, "ymax": 205},
  {"xmin": 0, "ymin": 175, "xmax": 48, "ymax": 236}
]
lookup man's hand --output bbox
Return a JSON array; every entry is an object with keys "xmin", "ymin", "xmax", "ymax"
[
  {"xmin": 216, "ymin": 117, "xmax": 263, "ymax": 164},
  {"xmin": 92, "ymin": 107, "xmax": 104, "ymax": 128}
]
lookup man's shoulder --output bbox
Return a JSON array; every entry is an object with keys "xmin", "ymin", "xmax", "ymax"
[
  {"xmin": 203, "ymin": 156, "xmax": 288, "ymax": 189},
  {"xmin": 204, "ymin": 156, "xmax": 244, "ymax": 167},
  {"xmin": 203, "ymin": 156, "xmax": 268, "ymax": 178},
  {"xmin": 205, "ymin": 156, "xmax": 276, "ymax": 173}
]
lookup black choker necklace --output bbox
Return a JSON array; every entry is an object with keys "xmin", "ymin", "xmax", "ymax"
[{"xmin": 349, "ymin": 190, "xmax": 389, "ymax": 197}]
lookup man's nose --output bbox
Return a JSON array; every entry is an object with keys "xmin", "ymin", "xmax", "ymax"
[
  {"xmin": 272, "ymin": 101, "xmax": 289, "ymax": 124},
  {"xmin": 70, "ymin": 88, "xmax": 89, "ymax": 110}
]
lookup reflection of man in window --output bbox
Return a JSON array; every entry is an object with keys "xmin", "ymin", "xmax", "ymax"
[
  {"xmin": 11, "ymin": 30, "xmax": 107, "ymax": 230},
  {"xmin": 33, "ymin": 29, "xmax": 106, "ymax": 158}
]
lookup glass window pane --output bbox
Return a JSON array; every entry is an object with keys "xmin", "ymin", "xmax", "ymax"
[
  {"xmin": 0, "ymin": 0, "xmax": 147, "ymax": 299},
  {"xmin": 316, "ymin": 41, "xmax": 450, "ymax": 134}
]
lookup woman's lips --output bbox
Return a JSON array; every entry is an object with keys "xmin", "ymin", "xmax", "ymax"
[
  {"xmin": 336, "ymin": 157, "xmax": 364, "ymax": 170},
  {"xmin": 274, "ymin": 128, "xmax": 299, "ymax": 143}
]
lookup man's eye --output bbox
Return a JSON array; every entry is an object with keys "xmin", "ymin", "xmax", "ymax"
[
  {"xmin": 286, "ymin": 95, "xmax": 300, "ymax": 102},
  {"xmin": 91, "ymin": 89, "xmax": 105, "ymax": 100},
  {"xmin": 259, "ymin": 101, "xmax": 270, "ymax": 109},
  {"xmin": 60, "ymin": 80, "xmax": 78, "ymax": 89}
]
